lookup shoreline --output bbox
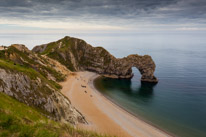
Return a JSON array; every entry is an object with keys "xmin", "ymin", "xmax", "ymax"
[
  {"xmin": 91, "ymin": 75, "xmax": 175, "ymax": 137},
  {"xmin": 60, "ymin": 71, "xmax": 171, "ymax": 137}
]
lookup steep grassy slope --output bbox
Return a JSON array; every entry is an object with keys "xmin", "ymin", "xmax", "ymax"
[
  {"xmin": 0, "ymin": 45, "xmax": 86, "ymax": 125},
  {"xmin": 0, "ymin": 44, "xmax": 112, "ymax": 136},
  {"xmin": 0, "ymin": 92, "xmax": 110, "ymax": 137},
  {"xmin": 0, "ymin": 45, "xmax": 66, "ymax": 86}
]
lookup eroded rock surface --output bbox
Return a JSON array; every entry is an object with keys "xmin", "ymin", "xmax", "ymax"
[
  {"xmin": 0, "ymin": 68, "xmax": 87, "ymax": 124},
  {"xmin": 33, "ymin": 36, "xmax": 158, "ymax": 83},
  {"xmin": 0, "ymin": 44, "xmax": 87, "ymax": 125}
]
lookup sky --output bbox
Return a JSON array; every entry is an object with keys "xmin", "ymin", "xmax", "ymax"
[{"xmin": 0, "ymin": 0, "xmax": 206, "ymax": 34}]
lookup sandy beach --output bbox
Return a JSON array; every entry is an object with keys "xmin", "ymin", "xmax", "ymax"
[{"xmin": 60, "ymin": 71, "xmax": 170, "ymax": 137}]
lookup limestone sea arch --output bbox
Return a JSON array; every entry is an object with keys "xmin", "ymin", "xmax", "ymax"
[{"xmin": 32, "ymin": 36, "xmax": 158, "ymax": 83}]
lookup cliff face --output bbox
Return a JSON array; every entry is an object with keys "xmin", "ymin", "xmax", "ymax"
[
  {"xmin": 0, "ymin": 45, "xmax": 87, "ymax": 125},
  {"xmin": 1, "ymin": 44, "xmax": 68, "ymax": 83},
  {"xmin": 33, "ymin": 36, "xmax": 158, "ymax": 83},
  {"xmin": 0, "ymin": 69, "xmax": 86, "ymax": 124}
]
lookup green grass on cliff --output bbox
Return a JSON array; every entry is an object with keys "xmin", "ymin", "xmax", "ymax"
[
  {"xmin": 41, "ymin": 42, "xmax": 57, "ymax": 55},
  {"xmin": 0, "ymin": 92, "xmax": 60, "ymax": 137},
  {"xmin": 0, "ymin": 45, "xmax": 64, "ymax": 90},
  {"xmin": 36, "ymin": 37, "xmax": 113, "ymax": 71},
  {"xmin": 42, "ymin": 37, "xmax": 77, "ymax": 71},
  {"xmin": 0, "ymin": 92, "xmax": 112, "ymax": 137},
  {"xmin": 0, "ymin": 59, "xmax": 40, "ymax": 80},
  {"xmin": 0, "ymin": 59, "xmax": 61, "ymax": 90},
  {"xmin": 0, "ymin": 46, "xmax": 65, "ymax": 83},
  {"xmin": 40, "ymin": 37, "xmax": 72, "ymax": 55}
]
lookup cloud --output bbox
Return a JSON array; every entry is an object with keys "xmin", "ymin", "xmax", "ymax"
[
  {"xmin": 0, "ymin": 0, "xmax": 179, "ymax": 20},
  {"xmin": 0, "ymin": 18, "xmax": 125, "ymax": 30},
  {"xmin": 176, "ymin": 27, "xmax": 206, "ymax": 31},
  {"xmin": 0, "ymin": 0, "xmax": 206, "ymax": 32}
]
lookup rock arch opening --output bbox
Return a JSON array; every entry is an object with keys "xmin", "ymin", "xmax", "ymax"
[
  {"xmin": 125, "ymin": 55, "xmax": 158, "ymax": 83},
  {"xmin": 131, "ymin": 67, "xmax": 141, "ymax": 80}
]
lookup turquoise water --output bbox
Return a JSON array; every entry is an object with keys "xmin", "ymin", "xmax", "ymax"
[
  {"xmin": 1, "ymin": 33, "xmax": 206, "ymax": 137},
  {"xmin": 92, "ymin": 33, "xmax": 206, "ymax": 137}
]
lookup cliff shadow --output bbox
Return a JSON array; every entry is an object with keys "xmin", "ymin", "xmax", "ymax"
[
  {"xmin": 100, "ymin": 76, "xmax": 157, "ymax": 98},
  {"xmin": 137, "ymin": 82, "xmax": 157, "ymax": 98}
]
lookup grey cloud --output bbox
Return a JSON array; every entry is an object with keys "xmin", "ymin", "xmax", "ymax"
[{"xmin": 0, "ymin": 0, "xmax": 206, "ymax": 25}]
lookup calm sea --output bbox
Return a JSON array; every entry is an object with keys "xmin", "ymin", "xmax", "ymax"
[{"xmin": 1, "ymin": 32, "xmax": 206, "ymax": 137}]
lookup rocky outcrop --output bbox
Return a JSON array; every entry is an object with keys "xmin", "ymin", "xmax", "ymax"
[
  {"xmin": 0, "ymin": 68, "xmax": 87, "ymax": 125},
  {"xmin": 11, "ymin": 44, "xmax": 30, "ymax": 52},
  {"xmin": 0, "ymin": 46, "xmax": 7, "ymax": 50},
  {"xmin": 1, "ymin": 44, "xmax": 67, "ymax": 82},
  {"xmin": 0, "ymin": 44, "xmax": 87, "ymax": 125},
  {"xmin": 33, "ymin": 36, "xmax": 158, "ymax": 83}
]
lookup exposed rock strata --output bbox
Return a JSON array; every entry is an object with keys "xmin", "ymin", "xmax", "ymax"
[
  {"xmin": 33, "ymin": 36, "xmax": 158, "ymax": 83},
  {"xmin": 2, "ymin": 44, "xmax": 67, "ymax": 82},
  {"xmin": 0, "ymin": 68, "xmax": 87, "ymax": 125},
  {"xmin": 0, "ymin": 44, "xmax": 87, "ymax": 125}
]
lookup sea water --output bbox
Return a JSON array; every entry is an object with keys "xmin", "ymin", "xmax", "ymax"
[{"xmin": 1, "ymin": 32, "xmax": 206, "ymax": 137}]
